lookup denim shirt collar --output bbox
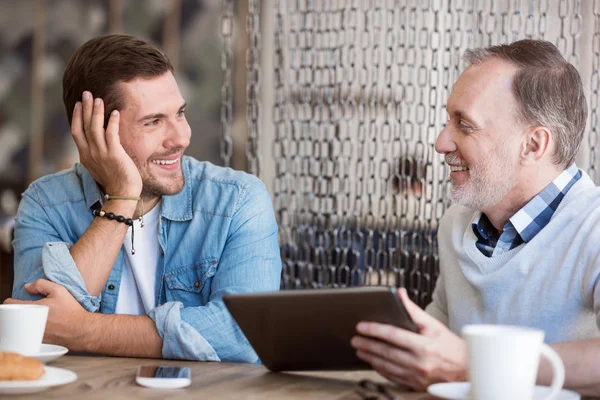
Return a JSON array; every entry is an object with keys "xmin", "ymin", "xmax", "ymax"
[
  {"xmin": 78, "ymin": 157, "xmax": 194, "ymax": 222},
  {"xmin": 161, "ymin": 157, "xmax": 193, "ymax": 221},
  {"xmin": 78, "ymin": 163, "xmax": 104, "ymax": 211}
]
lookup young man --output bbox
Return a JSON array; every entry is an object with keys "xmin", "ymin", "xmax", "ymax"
[
  {"xmin": 7, "ymin": 34, "xmax": 282, "ymax": 363},
  {"xmin": 352, "ymin": 40, "xmax": 600, "ymax": 396}
]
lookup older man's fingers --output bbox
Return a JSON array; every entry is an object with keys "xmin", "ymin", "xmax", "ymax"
[
  {"xmin": 372, "ymin": 368, "xmax": 421, "ymax": 391},
  {"xmin": 359, "ymin": 354, "xmax": 429, "ymax": 391},
  {"xmin": 356, "ymin": 321, "xmax": 430, "ymax": 355},
  {"xmin": 397, "ymin": 288, "xmax": 439, "ymax": 331},
  {"xmin": 356, "ymin": 349, "xmax": 412, "ymax": 378},
  {"xmin": 352, "ymin": 335, "xmax": 419, "ymax": 367}
]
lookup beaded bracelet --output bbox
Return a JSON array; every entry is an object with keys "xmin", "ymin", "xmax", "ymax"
[
  {"xmin": 92, "ymin": 208, "xmax": 137, "ymax": 254},
  {"xmin": 103, "ymin": 194, "xmax": 144, "ymax": 227}
]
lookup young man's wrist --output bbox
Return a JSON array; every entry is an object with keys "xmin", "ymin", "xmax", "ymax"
[{"xmin": 100, "ymin": 199, "xmax": 139, "ymax": 219}]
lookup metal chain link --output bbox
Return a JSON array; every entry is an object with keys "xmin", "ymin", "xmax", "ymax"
[
  {"xmin": 557, "ymin": 0, "xmax": 568, "ymax": 57},
  {"xmin": 510, "ymin": 0, "xmax": 522, "ymax": 41},
  {"xmin": 525, "ymin": 0, "xmax": 535, "ymax": 38},
  {"xmin": 273, "ymin": 0, "xmax": 290, "ymax": 288},
  {"xmin": 538, "ymin": 0, "xmax": 549, "ymax": 38},
  {"xmin": 569, "ymin": 0, "xmax": 581, "ymax": 67},
  {"xmin": 271, "ymin": 0, "xmax": 597, "ymax": 307},
  {"xmin": 590, "ymin": 1, "xmax": 600, "ymax": 183},
  {"xmin": 246, "ymin": 0, "xmax": 261, "ymax": 176},
  {"xmin": 220, "ymin": 0, "xmax": 234, "ymax": 167}
]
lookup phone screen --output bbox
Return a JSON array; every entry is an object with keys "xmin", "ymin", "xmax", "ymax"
[{"xmin": 137, "ymin": 366, "xmax": 191, "ymax": 379}]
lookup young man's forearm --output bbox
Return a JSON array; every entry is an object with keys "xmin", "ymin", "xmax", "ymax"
[
  {"xmin": 72, "ymin": 312, "xmax": 163, "ymax": 358},
  {"xmin": 69, "ymin": 200, "xmax": 138, "ymax": 296},
  {"xmin": 536, "ymin": 339, "xmax": 600, "ymax": 396}
]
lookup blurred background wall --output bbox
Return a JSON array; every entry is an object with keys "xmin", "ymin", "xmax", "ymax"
[
  {"xmin": 0, "ymin": 0, "xmax": 245, "ymax": 301},
  {"xmin": 0, "ymin": 0, "xmax": 232, "ymax": 188},
  {"xmin": 1, "ymin": 0, "xmax": 599, "ymax": 306}
]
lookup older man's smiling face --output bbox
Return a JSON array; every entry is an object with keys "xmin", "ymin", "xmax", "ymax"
[{"xmin": 435, "ymin": 58, "xmax": 526, "ymax": 211}]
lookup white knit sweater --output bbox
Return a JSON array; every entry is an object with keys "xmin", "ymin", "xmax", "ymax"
[{"xmin": 426, "ymin": 171, "xmax": 600, "ymax": 343}]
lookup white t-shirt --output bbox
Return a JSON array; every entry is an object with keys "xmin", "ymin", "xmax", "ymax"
[{"xmin": 115, "ymin": 202, "xmax": 161, "ymax": 315}]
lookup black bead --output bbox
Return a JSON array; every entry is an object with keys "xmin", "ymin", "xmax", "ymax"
[
  {"xmin": 107, "ymin": 212, "xmax": 115, "ymax": 219},
  {"xmin": 116, "ymin": 216, "xmax": 125, "ymax": 222}
]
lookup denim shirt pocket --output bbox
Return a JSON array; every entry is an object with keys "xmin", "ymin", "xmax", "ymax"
[{"xmin": 165, "ymin": 257, "xmax": 218, "ymax": 306}]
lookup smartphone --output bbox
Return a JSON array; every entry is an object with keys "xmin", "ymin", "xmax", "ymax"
[{"xmin": 135, "ymin": 365, "xmax": 191, "ymax": 389}]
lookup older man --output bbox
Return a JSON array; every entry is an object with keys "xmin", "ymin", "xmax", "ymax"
[
  {"xmin": 7, "ymin": 34, "xmax": 281, "ymax": 362},
  {"xmin": 352, "ymin": 39, "xmax": 600, "ymax": 396}
]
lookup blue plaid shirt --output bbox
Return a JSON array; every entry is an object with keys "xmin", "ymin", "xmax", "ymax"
[{"xmin": 473, "ymin": 164, "xmax": 581, "ymax": 258}]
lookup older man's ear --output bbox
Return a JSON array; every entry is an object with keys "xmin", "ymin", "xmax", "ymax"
[{"xmin": 520, "ymin": 126, "xmax": 552, "ymax": 166}]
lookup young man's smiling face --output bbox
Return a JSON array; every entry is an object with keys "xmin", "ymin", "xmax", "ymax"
[
  {"xmin": 435, "ymin": 57, "xmax": 526, "ymax": 211},
  {"xmin": 116, "ymin": 71, "xmax": 191, "ymax": 200}
]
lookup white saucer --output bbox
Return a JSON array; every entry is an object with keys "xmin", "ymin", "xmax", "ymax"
[
  {"xmin": 0, "ymin": 366, "xmax": 77, "ymax": 395},
  {"xmin": 29, "ymin": 344, "xmax": 69, "ymax": 364},
  {"xmin": 427, "ymin": 382, "xmax": 581, "ymax": 400}
]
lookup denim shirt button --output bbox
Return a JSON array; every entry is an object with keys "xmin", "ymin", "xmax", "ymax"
[
  {"xmin": 108, "ymin": 284, "xmax": 115, "ymax": 290},
  {"xmin": 194, "ymin": 281, "xmax": 200, "ymax": 288}
]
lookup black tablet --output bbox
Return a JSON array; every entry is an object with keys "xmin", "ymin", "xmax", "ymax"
[{"xmin": 222, "ymin": 286, "xmax": 418, "ymax": 371}]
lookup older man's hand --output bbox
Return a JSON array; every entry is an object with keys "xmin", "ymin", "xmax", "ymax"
[
  {"xmin": 351, "ymin": 288, "xmax": 468, "ymax": 391},
  {"xmin": 4, "ymin": 279, "xmax": 88, "ymax": 349}
]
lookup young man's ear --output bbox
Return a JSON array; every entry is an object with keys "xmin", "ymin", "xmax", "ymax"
[{"xmin": 520, "ymin": 126, "xmax": 551, "ymax": 166}]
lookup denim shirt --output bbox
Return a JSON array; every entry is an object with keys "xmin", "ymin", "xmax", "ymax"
[{"xmin": 12, "ymin": 156, "xmax": 282, "ymax": 363}]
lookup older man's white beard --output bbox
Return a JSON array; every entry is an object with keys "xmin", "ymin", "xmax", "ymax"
[
  {"xmin": 448, "ymin": 154, "xmax": 518, "ymax": 211},
  {"xmin": 450, "ymin": 173, "xmax": 517, "ymax": 211}
]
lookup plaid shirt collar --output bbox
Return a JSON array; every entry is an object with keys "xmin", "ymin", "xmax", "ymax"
[{"xmin": 472, "ymin": 164, "xmax": 581, "ymax": 258}]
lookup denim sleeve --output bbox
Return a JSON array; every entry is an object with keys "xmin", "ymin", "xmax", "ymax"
[
  {"xmin": 149, "ymin": 180, "xmax": 282, "ymax": 362},
  {"xmin": 12, "ymin": 190, "xmax": 100, "ymax": 311}
]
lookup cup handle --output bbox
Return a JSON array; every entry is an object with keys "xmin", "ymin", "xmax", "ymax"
[{"xmin": 540, "ymin": 344, "xmax": 565, "ymax": 400}]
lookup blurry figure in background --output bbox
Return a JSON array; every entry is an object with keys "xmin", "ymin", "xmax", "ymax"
[
  {"xmin": 352, "ymin": 39, "xmax": 600, "ymax": 396},
  {"xmin": 7, "ymin": 34, "xmax": 281, "ymax": 362},
  {"xmin": 391, "ymin": 156, "xmax": 424, "ymax": 198},
  {"xmin": 358, "ymin": 156, "xmax": 432, "ymax": 288},
  {"xmin": 280, "ymin": 156, "xmax": 431, "ymax": 289}
]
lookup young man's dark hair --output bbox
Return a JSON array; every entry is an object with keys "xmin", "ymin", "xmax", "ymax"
[{"xmin": 63, "ymin": 34, "xmax": 174, "ymax": 126}]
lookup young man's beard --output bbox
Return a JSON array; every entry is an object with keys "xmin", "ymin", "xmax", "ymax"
[
  {"xmin": 131, "ymin": 153, "xmax": 186, "ymax": 199},
  {"xmin": 141, "ymin": 171, "xmax": 185, "ymax": 198}
]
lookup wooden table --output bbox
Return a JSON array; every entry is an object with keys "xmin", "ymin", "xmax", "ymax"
[{"xmin": 6, "ymin": 355, "xmax": 434, "ymax": 399}]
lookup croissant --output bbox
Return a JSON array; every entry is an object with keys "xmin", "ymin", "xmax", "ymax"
[{"xmin": 0, "ymin": 352, "xmax": 44, "ymax": 381}]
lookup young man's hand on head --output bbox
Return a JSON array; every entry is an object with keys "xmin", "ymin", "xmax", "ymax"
[
  {"xmin": 71, "ymin": 91, "xmax": 142, "ymax": 197},
  {"xmin": 351, "ymin": 288, "xmax": 468, "ymax": 391}
]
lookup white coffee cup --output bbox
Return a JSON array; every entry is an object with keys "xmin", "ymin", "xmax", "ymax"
[
  {"xmin": 0, "ymin": 304, "xmax": 49, "ymax": 355},
  {"xmin": 462, "ymin": 324, "xmax": 564, "ymax": 400}
]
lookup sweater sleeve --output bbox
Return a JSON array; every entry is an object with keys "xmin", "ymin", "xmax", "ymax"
[
  {"xmin": 425, "ymin": 268, "xmax": 449, "ymax": 326},
  {"xmin": 584, "ymin": 243, "xmax": 600, "ymax": 330},
  {"xmin": 424, "ymin": 205, "xmax": 460, "ymax": 327},
  {"xmin": 577, "ymin": 194, "xmax": 600, "ymax": 331}
]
